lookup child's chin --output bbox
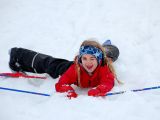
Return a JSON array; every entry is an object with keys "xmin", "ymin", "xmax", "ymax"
[{"xmin": 86, "ymin": 69, "xmax": 94, "ymax": 73}]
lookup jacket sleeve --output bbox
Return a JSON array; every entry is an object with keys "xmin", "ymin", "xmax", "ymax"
[
  {"xmin": 55, "ymin": 64, "xmax": 77, "ymax": 92},
  {"xmin": 97, "ymin": 66, "xmax": 114, "ymax": 93}
]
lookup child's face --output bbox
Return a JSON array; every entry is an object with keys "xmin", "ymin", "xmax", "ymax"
[{"xmin": 81, "ymin": 54, "xmax": 98, "ymax": 73}]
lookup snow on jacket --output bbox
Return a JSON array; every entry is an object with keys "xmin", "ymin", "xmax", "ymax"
[{"xmin": 55, "ymin": 63, "xmax": 114, "ymax": 93}]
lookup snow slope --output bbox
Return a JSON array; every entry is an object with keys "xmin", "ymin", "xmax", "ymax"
[{"xmin": 0, "ymin": 0, "xmax": 160, "ymax": 120}]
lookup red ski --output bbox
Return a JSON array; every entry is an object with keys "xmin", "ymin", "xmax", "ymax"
[{"xmin": 0, "ymin": 72, "xmax": 47, "ymax": 79}]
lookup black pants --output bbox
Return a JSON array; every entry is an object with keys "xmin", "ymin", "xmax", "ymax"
[{"xmin": 9, "ymin": 47, "xmax": 73, "ymax": 79}]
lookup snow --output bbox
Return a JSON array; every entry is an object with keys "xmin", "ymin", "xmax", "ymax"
[{"xmin": 0, "ymin": 0, "xmax": 160, "ymax": 120}]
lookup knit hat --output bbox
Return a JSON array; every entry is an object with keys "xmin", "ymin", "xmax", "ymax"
[{"xmin": 79, "ymin": 45, "xmax": 103, "ymax": 64}]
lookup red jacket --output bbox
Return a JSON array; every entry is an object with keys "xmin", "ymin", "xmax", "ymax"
[{"xmin": 55, "ymin": 63, "xmax": 114, "ymax": 94}]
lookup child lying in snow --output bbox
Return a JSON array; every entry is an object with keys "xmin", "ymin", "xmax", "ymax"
[{"xmin": 9, "ymin": 39, "xmax": 119, "ymax": 98}]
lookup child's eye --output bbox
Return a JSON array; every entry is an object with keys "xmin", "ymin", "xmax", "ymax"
[
  {"xmin": 82, "ymin": 57, "xmax": 87, "ymax": 61},
  {"xmin": 90, "ymin": 57, "xmax": 96, "ymax": 60}
]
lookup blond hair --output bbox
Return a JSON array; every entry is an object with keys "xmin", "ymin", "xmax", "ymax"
[{"xmin": 74, "ymin": 39, "xmax": 119, "ymax": 87}]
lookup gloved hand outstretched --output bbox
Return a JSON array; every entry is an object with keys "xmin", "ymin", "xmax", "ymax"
[
  {"xmin": 67, "ymin": 90, "xmax": 78, "ymax": 99},
  {"xmin": 55, "ymin": 83, "xmax": 74, "ymax": 92},
  {"xmin": 88, "ymin": 85, "xmax": 107, "ymax": 97},
  {"xmin": 55, "ymin": 83, "xmax": 78, "ymax": 99}
]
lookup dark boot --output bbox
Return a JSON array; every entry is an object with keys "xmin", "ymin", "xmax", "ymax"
[
  {"xmin": 9, "ymin": 47, "xmax": 22, "ymax": 72},
  {"xmin": 9, "ymin": 47, "xmax": 39, "ymax": 73},
  {"xmin": 102, "ymin": 40, "xmax": 120, "ymax": 62},
  {"xmin": 104, "ymin": 45, "xmax": 120, "ymax": 62}
]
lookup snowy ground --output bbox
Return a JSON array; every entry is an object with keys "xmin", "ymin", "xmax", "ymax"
[{"xmin": 0, "ymin": 0, "xmax": 160, "ymax": 120}]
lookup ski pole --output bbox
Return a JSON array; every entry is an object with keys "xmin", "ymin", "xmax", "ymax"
[
  {"xmin": 0, "ymin": 86, "xmax": 51, "ymax": 97},
  {"xmin": 106, "ymin": 85, "xmax": 160, "ymax": 96},
  {"xmin": 1, "ymin": 86, "xmax": 160, "ymax": 97}
]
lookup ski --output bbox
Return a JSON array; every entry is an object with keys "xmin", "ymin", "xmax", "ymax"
[{"xmin": 0, "ymin": 72, "xmax": 47, "ymax": 79}]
